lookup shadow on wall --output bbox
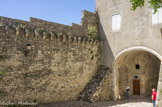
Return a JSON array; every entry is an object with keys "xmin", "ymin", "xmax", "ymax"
[{"xmin": 97, "ymin": 14, "xmax": 114, "ymax": 70}]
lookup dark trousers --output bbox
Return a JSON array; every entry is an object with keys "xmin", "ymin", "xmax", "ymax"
[
  {"xmin": 126, "ymin": 93, "xmax": 129, "ymax": 100},
  {"xmin": 152, "ymin": 100, "xmax": 155, "ymax": 107}
]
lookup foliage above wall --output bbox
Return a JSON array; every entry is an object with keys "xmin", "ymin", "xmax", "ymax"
[
  {"xmin": 130, "ymin": 0, "xmax": 162, "ymax": 13},
  {"xmin": 0, "ymin": 23, "xmax": 4, "ymax": 27},
  {"xmin": 88, "ymin": 26, "xmax": 97, "ymax": 40},
  {"xmin": 0, "ymin": 70, "xmax": 3, "ymax": 80}
]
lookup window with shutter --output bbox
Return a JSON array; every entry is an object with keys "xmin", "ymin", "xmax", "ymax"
[
  {"xmin": 152, "ymin": 8, "xmax": 162, "ymax": 24},
  {"xmin": 112, "ymin": 14, "xmax": 121, "ymax": 31},
  {"xmin": 159, "ymin": 8, "xmax": 162, "ymax": 23}
]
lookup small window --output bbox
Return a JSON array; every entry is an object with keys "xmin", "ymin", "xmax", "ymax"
[
  {"xmin": 135, "ymin": 64, "xmax": 140, "ymax": 69},
  {"xmin": 112, "ymin": 14, "xmax": 121, "ymax": 31},
  {"xmin": 134, "ymin": 76, "xmax": 138, "ymax": 79},
  {"xmin": 26, "ymin": 43, "xmax": 31, "ymax": 46},
  {"xmin": 152, "ymin": 8, "xmax": 162, "ymax": 24}
]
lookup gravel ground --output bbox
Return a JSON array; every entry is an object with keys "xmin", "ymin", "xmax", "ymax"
[{"xmin": 31, "ymin": 96, "xmax": 153, "ymax": 107}]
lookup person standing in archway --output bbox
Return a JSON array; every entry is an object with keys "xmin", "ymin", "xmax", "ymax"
[
  {"xmin": 126, "ymin": 86, "xmax": 130, "ymax": 100},
  {"xmin": 152, "ymin": 88, "xmax": 157, "ymax": 107}
]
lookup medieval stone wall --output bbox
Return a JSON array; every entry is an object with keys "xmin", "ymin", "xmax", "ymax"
[
  {"xmin": 91, "ymin": 70, "xmax": 112, "ymax": 101},
  {"xmin": 0, "ymin": 14, "xmax": 100, "ymax": 104},
  {"xmin": 78, "ymin": 65, "xmax": 112, "ymax": 102},
  {"xmin": 0, "ymin": 10, "xmax": 98, "ymax": 38},
  {"xmin": 30, "ymin": 17, "xmax": 85, "ymax": 37}
]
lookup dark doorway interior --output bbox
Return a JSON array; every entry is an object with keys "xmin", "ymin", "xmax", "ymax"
[{"xmin": 116, "ymin": 50, "xmax": 160, "ymax": 99}]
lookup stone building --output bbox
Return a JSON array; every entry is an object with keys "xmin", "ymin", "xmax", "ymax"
[{"xmin": 95, "ymin": 0, "xmax": 162, "ymax": 106}]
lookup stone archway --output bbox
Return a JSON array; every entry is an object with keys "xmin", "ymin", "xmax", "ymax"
[{"xmin": 113, "ymin": 47, "xmax": 161, "ymax": 100}]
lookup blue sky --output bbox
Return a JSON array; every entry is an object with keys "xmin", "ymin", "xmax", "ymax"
[{"xmin": 0, "ymin": 0, "xmax": 94, "ymax": 25}]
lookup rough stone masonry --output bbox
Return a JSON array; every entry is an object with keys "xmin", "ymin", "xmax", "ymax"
[{"xmin": 0, "ymin": 10, "xmax": 112, "ymax": 104}]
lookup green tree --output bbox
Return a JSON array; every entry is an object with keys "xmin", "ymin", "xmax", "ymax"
[{"xmin": 130, "ymin": 0, "xmax": 162, "ymax": 13}]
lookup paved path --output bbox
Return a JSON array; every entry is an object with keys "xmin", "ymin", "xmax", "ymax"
[
  {"xmin": 32, "ymin": 96, "xmax": 153, "ymax": 107},
  {"xmin": 109, "ymin": 102, "xmax": 152, "ymax": 107}
]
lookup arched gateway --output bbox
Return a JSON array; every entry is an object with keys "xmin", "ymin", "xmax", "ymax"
[{"xmin": 113, "ymin": 46, "xmax": 161, "ymax": 100}]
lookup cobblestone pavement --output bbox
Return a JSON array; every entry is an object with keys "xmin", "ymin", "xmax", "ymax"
[{"xmin": 32, "ymin": 96, "xmax": 153, "ymax": 107}]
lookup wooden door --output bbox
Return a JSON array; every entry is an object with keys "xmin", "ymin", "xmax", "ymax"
[{"xmin": 133, "ymin": 80, "xmax": 140, "ymax": 95}]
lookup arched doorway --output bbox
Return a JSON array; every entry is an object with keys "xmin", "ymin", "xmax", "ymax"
[{"xmin": 113, "ymin": 47, "xmax": 161, "ymax": 100}]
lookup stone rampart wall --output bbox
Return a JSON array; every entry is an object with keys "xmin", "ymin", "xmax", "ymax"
[
  {"xmin": 0, "ymin": 20, "xmax": 100, "ymax": 104},
  {"xmin": 0, "ymin": 10, "xmax": 98, "ymax": 38}
]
